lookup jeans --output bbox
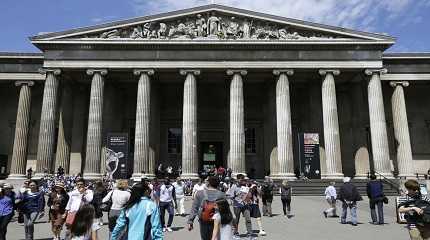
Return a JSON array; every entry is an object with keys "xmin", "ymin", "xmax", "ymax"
[
  {"xmin": 176, "ymin": 197, "xmax": 185, "ymax": 215},
  {"xmin": 159, "ymin": 201, "xmax": 174, "ymax": 227},
  {"xmin": 199, "ymin": 220, "xmax": 214, "ymax": 240},
  {"xmin": 324, "ymin": 198, "xmax": 337, "ymax": 216},
  {"xmin": 281, "ymin": 198, "xmax": 291, "ymax": 215},
  {"xmin": 370, "ymin": 199, "xmax": 384, "ymax": 224},
  {"xmin": 0, "ymin": 213, "xmax": 13, "ymax": 240},
  {"xmin": 24, "ymin": 212, "xmax": 39, "ymax": 240},
  {"xmin": 108, "ymin": 209, "xmax": 122, "ymax": 232},
  {"xmin": 341, "ymin": 202, "xmax": 357, "ymax": 225},
  {"xmin": 233, "ymin": 206, "xmax": 252, "ymax": 235}
]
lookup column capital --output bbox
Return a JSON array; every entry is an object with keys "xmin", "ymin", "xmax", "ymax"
[
  {"xmin": 39, "ymin": 68, "xmax": 61, "ymax": 75},
  {"xmin": 134, "ymin": 69, "xmax": 155, "ymax": 76},
  {"xmin": 226, "ymin": 69, "xmax": 247, "ymax": 76},
  {"xmin": 179, "ymin": 69, "xmax": 201, "ymax": 76},
  {"xmin": 273, "ymin": 69, "xmax": 294, "ymax": 76},
  {"xmin": 365, "ymin": 68, "xmax": 388, "ymax": 76},
  {"xmin": 389, "ymin": 81, "xmax": 409, "ymax": 88},
  {"xmin": 86, "ymin": 69, "xmax": 108, "ymax": 76},
  {"xmin": 15, "ymin": 81, "xmax": 34, "ymax": 87},
  {"xmin": 318, "ymin": 69, "xmax": 340, "ymax": 76}
]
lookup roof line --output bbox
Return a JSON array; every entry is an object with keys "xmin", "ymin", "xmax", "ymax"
[{"xmin": 30, "ymin": 4, "xmax": 395, "ymax": 42}]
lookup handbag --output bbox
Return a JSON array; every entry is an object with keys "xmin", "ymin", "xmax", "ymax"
[
  {"xmin": 383, "ymin": 196, "xmax": 389, "ymax": 204},
  {"xmin": 100, "ymin": 190, "xmax": 114, "ymax": 212},
  {"xmin": 65, "ymin": 211, "xmax": 76, "ymax": 226}
]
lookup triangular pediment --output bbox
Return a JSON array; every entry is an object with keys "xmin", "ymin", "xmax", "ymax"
[{"xmin": 31, "ymin": 4, "xmax": 394, "ymax": 43}]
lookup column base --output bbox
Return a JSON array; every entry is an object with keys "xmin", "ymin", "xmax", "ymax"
[
  {"xmin": 270, "ymin": 173, "xmax": 296, "ymax": 180},
  {"xmin": 397, "ymin": 174, "xmax": 415, "ymax": 179},
  {"xmin": 132, "ymin": 173, "xmax": 156, "ymax": 182},
  {"xmin": 83, "ymin": 173, "xmax": 102, "ymax": 180},
  {"xmin": 353, "ymin": 174, "xmax": 369, "ymax": 180},
  {"xmin": 181, "ymin": 173, "xmax": 200, "ymax": 180},
  {"xmin": 7, "ymin": 174, "xmax": 27, "ymax": 180},
  {"xmin": 4, "ymin": 175, "xmax": 28, "ymax": 189},
  {"xmin": 375, "ymin": 172, "xmax": 395, "ymax": 179},
  {"xmin": 32, "ymin": 172, "xmax": 47, "ymax": 180},
  {"xmin": 321, "ymin": 173, "xmax": 344, "ymax": 179}
]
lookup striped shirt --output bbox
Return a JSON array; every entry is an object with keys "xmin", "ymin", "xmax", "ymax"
[{"xmin": 398, "ymin": 194, "xmax": 430, "ymax": 229}]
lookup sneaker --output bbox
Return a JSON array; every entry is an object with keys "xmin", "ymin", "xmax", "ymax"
[
  {"xmin": 163, "ymin": 227, "xmax": 167, "ymax": 232},
  {"xmin": 167, "ymin": 227, "xmax": 173, "ymax": 232},
  {"xmin": 323, "ymin": 211, "xmax": 328, "ymax": 218},
  {"xmin": 352, "ymin": 223, "xmax": 358, "ymax": 226},
  {"xmin": 259, "ymin": 230, "xmax": 267, "ymax": 236}
]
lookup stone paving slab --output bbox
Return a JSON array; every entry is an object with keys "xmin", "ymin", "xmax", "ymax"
[{"xmin": 6, "ymin": 196, "xmax": 409, "ymax": 240}]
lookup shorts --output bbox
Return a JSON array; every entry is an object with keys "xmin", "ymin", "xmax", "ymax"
[{"xmin": 250, "ymin": 204, "xmax": 261, "ymax": 218}]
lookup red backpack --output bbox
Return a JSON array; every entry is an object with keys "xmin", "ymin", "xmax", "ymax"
[{"xmin": 200, "ymin": 191, "xmax": 216, "ymax": 223}]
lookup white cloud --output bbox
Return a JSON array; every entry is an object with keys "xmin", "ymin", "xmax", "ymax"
[{"xmin": 129, "ymin": 0, "xmax": 428, "ymax": 32}]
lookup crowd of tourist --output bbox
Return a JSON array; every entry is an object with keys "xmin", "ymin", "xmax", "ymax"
[{"xmin": 0, "ymin": 170, "xmax": 429, "ymax": 240}]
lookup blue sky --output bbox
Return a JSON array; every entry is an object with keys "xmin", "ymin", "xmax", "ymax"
[{"xmin": 2, "ymin": 0, "xmax": 430, "ymax": 53}]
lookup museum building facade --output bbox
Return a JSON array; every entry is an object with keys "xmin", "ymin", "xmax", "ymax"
[{"xmin": 1, "ymin": 4, "xmax": 430, "ymax": 180}]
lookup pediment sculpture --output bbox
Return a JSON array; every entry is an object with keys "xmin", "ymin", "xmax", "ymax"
[{"xmin": 78, "ymin": 11, "xmax": 347, "ymax": 41}]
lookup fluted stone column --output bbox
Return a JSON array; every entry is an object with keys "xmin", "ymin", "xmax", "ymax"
[
  {"xmin": 227, "ymin": 70, "xmax": 247, "ymax": 177},
  {"xmin": 365, "ymin": 69, "xmax": 393, "ymax": 178},
  {"xmin": 84, "ymin": 69, "xmax": 107, "ymax": 179},
  {"xmin": 8, "ymin": 81, "xmax": 34, "ymax": 179},
  {"xmin": 132, "ymin": 69, "xmax": 155, "ymax": 180},
  {"xmin": 390, "ymin": 81, "xmax": 414, "ymax": 178},
  {"xmin": 35, "ymin": 69, "xmax": 61, "ymax": 178},
  {"xmin": 54, "ymin": 83, "xmax": 73, "ymax": 174},
  {"xmin": 272, "ymin": 70, "xmax": 295, "ymax": 179},
  {"xmin": 319, "ymin": 69, "xmax": 344, "ymax": 179},
  {"xmin": 180, "ymin": 70, "xmax": 200, "ymax": 179}
]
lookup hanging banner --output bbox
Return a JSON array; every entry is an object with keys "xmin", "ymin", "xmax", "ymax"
[
  {"xmin": 106, "ymin": 133, "xmax": 129, "ymax": 179},
  {"xmin": 298, "ymin": 133, "xmax": 321, "ymax": 179}
]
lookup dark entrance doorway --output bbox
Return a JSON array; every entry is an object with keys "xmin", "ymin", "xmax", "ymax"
[{"xmin": 200, "ymin": 142, "xmax": 223, "ymax": 172}]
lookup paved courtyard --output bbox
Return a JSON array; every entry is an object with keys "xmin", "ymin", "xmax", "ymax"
[{"xmin": 6, "ymin": 196, "xmax": 409, "ymax": 240}]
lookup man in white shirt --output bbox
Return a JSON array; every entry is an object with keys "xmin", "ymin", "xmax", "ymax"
[
  {"xmin": 323, "ymin": 181, "xmax": 338, "ymax": 218},
  {"xmin": 159, "ymin": 178, "xmax": 175, "ymax": 232},
  {"xmin": 192, "ymin": 178, "xmax": 206, "ymax": 199},
  {"xmin": 172, "ymin": 177, "xmax": 185, "ymax": 216}
]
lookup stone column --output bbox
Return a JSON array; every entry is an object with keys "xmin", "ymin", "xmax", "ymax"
[
  {"xmin": 35, "ymin": 69, "xmax": 61, "ymax": 178},
  {"xmin": 8, "ymin": 81, "xmax": 34, "ymax": 179},
  {"xmin": 180, "ymin": 70, "xmax": 200, "ymax": 179},
  {"xmin": 55, "ymin": 83, "xmax": 73, "ymax": 174},
  {"xmin": 227, "ymin": 70, "xmax": 247, "ymax": 177},
  {"xmin": 390, "ymin": 81, "xmax": 414, "ymax": 178},
  {"xmin": 272, "ymin": 70, "xmax": 295, "ymax": 179},
  {"xmin": 365, "ymin": 69, "xmax": 393, "ymax": 178},
  {"xmin": 84, "ymin": 69, "xmax": 107, "ymax": 179},
  {"xmin": 132, "ymin": 69, "xmax": 155, "ymax": 180},
  {"xmin": 319, "ymin": 69, "xmax": 344, "ymax": 179}
]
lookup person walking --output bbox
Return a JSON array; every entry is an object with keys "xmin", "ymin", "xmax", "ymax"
[
  {"xmin": 47, "ymin": 182, "xmax": 69, "ymax": 240},
  {"xmin": 102, "ymin": 179, "xmax": 130, "ymax": 235},
  {"xmin": 211, "ymin": 198, "xmax": 234, "ymax": 240},
  {"xmin": 172, "ymin": 177, "xmax": 186, "ymax": 216},
  {"xmin": 159, "ymin": 178, "xmax": 175, "ymax": 232},
  {"xmin": 192, "ymin": 178, "xmax": 206, "ymax": 199},
  {"xmin": 188, "ymin": 176, "xmax": 226, "ymax": 240},
  {"xmin": 226, "ymin": 176, "xmax": 253, "ymax": 238},
  {"xmin": 250, "ymin": 183, "xmax": 266, "ymax": 236},
  {"xmin": 261, "ymin": 176, "xmax": 274, "ymax": 217},
  {"xmin": 16, "ymin": 180, "xmax": 45, "ymax": 240},
  {"xmin": 92, "ymin": 181, "xmax": 107, "ymax": 226},
  {"xmin": 64, "ymin": 179, "xmax": 93, "ymax": 239},
  {"xmin": 111, "ymin": 182, "xmax": 163, "ymax": 240},
  {"xmin": 338, "ymin": 177, "xmax": 362, "ymax": 226},
  {"xmin": 323, "ymin": 181, "xmax": 338, "ymax": 218},
  {"xmin": 280, "ymin": 180, "xmax": 293, "ymax": 218},
  {"xmin": 70, "ymin": 204, "xmax": 100, "ymax": 240},
  {"xmin": 0, "ymin": 183, "xmax": 15, "ymax": 240},
  {"xmin": 367, "ymin": 175, "xmax": 385, "ymax": 225},
  {"xmin": 398, "ymin": 179, "xmax": 430, "ymax": 240}
]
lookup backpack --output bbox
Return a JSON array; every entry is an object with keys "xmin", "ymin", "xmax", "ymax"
[
  {"xmin": 414, "ymin": 199, "xmax": 430, "ymax": 226},
  {"xmin": 200, "ymin": 191, "xmax": 216, "ymax": 223}
]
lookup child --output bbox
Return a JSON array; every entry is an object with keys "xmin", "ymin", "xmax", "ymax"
[
  {"xmin": 211, "ymin": 198, "xmax": 233, "ymax": 240},
  {"xmin": 70, "ymin": 204, "xmax": 100, "ymax": 240}
]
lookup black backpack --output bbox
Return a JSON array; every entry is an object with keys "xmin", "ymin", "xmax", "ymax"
[
  {"xmin": 262, "ymin": 184, "xmax": 273, "ymax": 197},
  {"xmin": 401, "ymin": 198, "xmax": 430, "ymax": 226}
]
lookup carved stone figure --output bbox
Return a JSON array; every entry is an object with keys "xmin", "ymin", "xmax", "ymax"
[
  {"xmin": 226, "ymin": 17, "xmax": 239, "ymax": 38},
  {"xmin": 142, "ymin": 22, "xmax": 152, "ymax": 38},
  {"xmin": 158, "ymin": 23, "xmax": 167, "ymax": 38},
  {"xmin": 242, "ymin": 18, "xmax": 252, "ymax": 39},
  {"xmin": 207, "ymin": 12, "xmax": 221, "ymax": 36},
  {"xmin": 131, "ymin": 26, "xmax": 144, "ymax": 39},
  {"xmin": 100, "ymin": 29, "xmax": 121, "ymax": 39},
  {"xmin": 195, "ymin": 14, "xmax": 207, "ymax": 37}
]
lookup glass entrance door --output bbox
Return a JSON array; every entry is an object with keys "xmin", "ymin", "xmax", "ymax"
[{"xmin": 200, "ymin": 142, "xmax": 223, "ymax": 172}]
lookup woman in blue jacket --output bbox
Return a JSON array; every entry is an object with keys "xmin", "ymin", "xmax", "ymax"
[
  {"xmin": 17, "ymin": 180, "xmax": 45, "ymax": 240},
  {"xmin": 111, "ymin": 182, "xmax": 163, "ymax": 240}
]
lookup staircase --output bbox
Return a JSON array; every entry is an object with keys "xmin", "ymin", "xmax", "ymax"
[{"xmin": 274, "ymin": 179, "xmax": 400, "ymax": 196}]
